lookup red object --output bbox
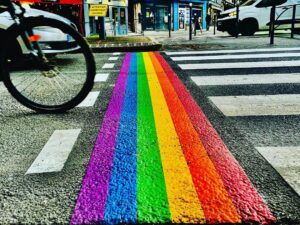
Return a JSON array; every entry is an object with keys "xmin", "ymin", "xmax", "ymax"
[
  {"xmin": 19, "ymin": 0, "xmax": 82, "ymax": 4},
  {"xmin": 28, "ymin": 34, "xmax": 41, "ymax": 42}
]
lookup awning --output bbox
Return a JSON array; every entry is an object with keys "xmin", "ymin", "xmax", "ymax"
[{"xmin": 19, "ymin": 0, "xmax": 82, "ymax": 4}]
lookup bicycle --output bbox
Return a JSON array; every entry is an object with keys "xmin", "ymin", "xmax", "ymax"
[{"xmin": 0, "ymin": 0, "xmax": 96, "ymax": 113}]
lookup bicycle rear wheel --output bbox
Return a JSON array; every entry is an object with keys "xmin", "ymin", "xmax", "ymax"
[{"xmin": 2, "ymin": 17, "xmax": 96, "ymax": 113}]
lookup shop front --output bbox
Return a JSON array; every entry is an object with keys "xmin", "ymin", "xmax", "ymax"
[
  {"xmin": 104, "ymin": 0, "xmax": 128, "ymax": 36},
  {"xmin": 131, "ymin": 0, "xmax": 208, "ymax": 32},
  {"xmin": 87, "ymin": 0, "xmax": 128, "ymax": 36},
  {"xmin": 177, "ymin": 0, "xmax": 208, "ymax": 31},
  {"xmin": 142, "ymin": 0, "xmax": 171, "ymax": 31}
]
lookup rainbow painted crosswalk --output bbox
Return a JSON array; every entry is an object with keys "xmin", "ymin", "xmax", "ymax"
[{"xmin": 71, "ymin": 52, "xmax": 276, "ymax": 225}]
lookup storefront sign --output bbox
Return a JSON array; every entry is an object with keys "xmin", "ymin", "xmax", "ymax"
[{"xmin": 89, "ymin": 4, "xmax": 108, "ymax": 17}]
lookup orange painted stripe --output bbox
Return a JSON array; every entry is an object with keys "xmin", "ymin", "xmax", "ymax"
[
  {"xmin": 149, "ymin": 52, "xmax": 242, "ymax": 224},
  {"xmin": 155, "ymin": 52, "xmax": 276, "ymax": 224}
]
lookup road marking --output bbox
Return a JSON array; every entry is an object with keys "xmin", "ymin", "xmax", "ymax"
[
  {"xmin": 109, "ymin": 57, "xmax": 119, "ymax": 61},
  {"xmin": 72, "ymin": 52, "xmax": 276, "ymax": 224},
  {"xmin": 95, "ymin": 73, "xmax": 109, "ymax": 82},
  {"xmin": 144, "ymin": 52, "xmax": 206, "ymax": 223},
  {"xmin": 71, "ymin": 54, "xmax": 131, "ymax": 225},
  {"xmin": 179, "ymin": 60, "xmax": 300, "ymax": 70},
  {"xmin": 113, "ymin": 52, "xmax": 121, "ymax": 55},
  {"xmin": 209, "ymin": 94, "xmax": 300, "ymax": 116},
  {"xmin": 165, "ymin": 47, "xmax": 300, "ymax": 56},
  {"xmin": 77, "ymin": 91, "xmax": 100, "ymax": 107},
  {"xmin": 150, "ymin": 52, "xmax": 240, "ymax": 223},
  {"xmin": 172, "ymin": 52, "xmax": 300, "ymax": 61},
  {"xmin": 102, "ymin": 63, "xmax": 115, "ymax": 69},
  {"xmin": 191, "ymin": 74, "xmax": 300, "ymax": 86},
  {"xmin": 136, "ymin": 53, "xmax": 170, "ymax": 223},
  {"xmin": 155, "ymin": 52, "xmax": 276, "ymax": 224},
  {"xmin": 104, "ymin": 54, "xmax": 137, "ymax": 224},
  {"xmin": 26, "ymin": 129, "xmax": 81, "ymax": 174},
  {"xmin": 256, "ymin": 146, "xmax": 300, "ymax": 195}
]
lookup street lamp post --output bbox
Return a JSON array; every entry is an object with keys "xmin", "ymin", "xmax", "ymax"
[{"xmin": 189, "ymin": 2, "xmax": 192, "ymax": 40}]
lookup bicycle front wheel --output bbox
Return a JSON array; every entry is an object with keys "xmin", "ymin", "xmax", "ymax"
[{"xmin": 2, "ymin": 17, "xmax": 96, "ymax": 113}]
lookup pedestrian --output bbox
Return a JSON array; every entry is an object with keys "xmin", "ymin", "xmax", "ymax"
[
  {"xmin": 198, "ymin": 16, "xmax": 203, "ymax": 34},
  {"xmin": 206, "ymin": 14, "xmax": 212, "ymax": 31},
  {"xmin": 205, "ymin": 14, "xmax": 211, "ymax": 31}
]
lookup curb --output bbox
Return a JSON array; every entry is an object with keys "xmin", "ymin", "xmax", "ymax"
[{"xmin": 89, "ymin": 42, "xmax": 162, "ymax": 53}]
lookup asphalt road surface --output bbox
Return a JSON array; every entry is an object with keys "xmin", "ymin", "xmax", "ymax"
[{"xmin": 0, "ymin": 49, "xmax": 299, "ymax": 225}]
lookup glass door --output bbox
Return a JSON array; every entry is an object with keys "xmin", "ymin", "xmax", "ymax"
[
  {"xmin": 119, "ymin": 7, "xmax": 127, "ymax": 35},
  {"xmin": 145, "ymin": 6, "xmax": 155, "ymax": 30},
  {"xmin": 112, "ymin": 7, "xmax": 128, "ymax": 35},
  {"xmin": 155, "ymin": 6, "xmax": 168, "ymax": 30}
]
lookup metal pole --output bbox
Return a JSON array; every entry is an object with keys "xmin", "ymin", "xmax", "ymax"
[
  {"xmin": 291, "ymin": 5, "xmax": 296, "ymax": 38},
  {"xmin": 141, "ymin": 14, "xmax": 144, "ymax": 36},
  {"xmin": 235, "ymin": 4, "xmax": 239, "ymax": 38},
  {"xmin": 168, "ymin": 13, "xmax": 171, "ymax": 38},
  {"xmin": 99, "ymin": 17, "xmax": 106, "ymax": 40},
  {"xmin": 270, "ymin": 5, "xmax": 276, "ymax": 44},
  {"xmin": 189, "ymin": 5, "xmax": 192, "ymax": 40},
  {"xmin": 214, "ymin": 14, "xmax": 216, "ymax": 35},
  {"xmin": 194, "ymin": 14, "xmax": 197, "ymax": 36}
]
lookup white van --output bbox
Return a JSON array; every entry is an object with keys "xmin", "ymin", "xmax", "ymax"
[{"xmin": 217, "ymin": 0, "xmax": 300, "ymax": 36}]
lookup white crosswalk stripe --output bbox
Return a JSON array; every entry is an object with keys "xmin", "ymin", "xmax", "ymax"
[
  {"xmin": 165, "ymin": 47, "xmax": 300, "ymax": 55},
  {"xmin": 172, "ymin": 52, "xmax": 300, "ymax": 61},
  {"xmin": 95, "ymin": 73, "xmax": 109, "ymax": 82},
  {"xmin": 179, "ymin": 60, "xmax": 300, "ymax": 70},
  {"xmin": 26, "ymin": 129, "xmax": 81, "ymax": 174},
  {"xmin": 256, "ymin": 146, "xmax": 300, "ymax": 195},
  {"xmin": 209, "ymin": 94, "xmax": 300, "ymax": 116},
  {"xmin": 191, "ymin": 74, "xmax": 300, "ymax": 86},
  {"xmin": 165, "ymin": 47, "xmax": 300, "ymax": 117},
  {"xmin": 166, "ymin": 47, "xmax": 300, "ymax": 197}
]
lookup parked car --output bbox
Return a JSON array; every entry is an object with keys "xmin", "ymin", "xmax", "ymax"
[
  {"xmin": 217, "ymin": 0, "xmax": 300, "ymax": 36},
  {"xmin": 0, "ymin": 3, "xmax": 78, "ymax": 60}
]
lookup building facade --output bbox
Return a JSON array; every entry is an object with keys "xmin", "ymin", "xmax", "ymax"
[
  {"xmin": 84, "ymin": 0, "xmax": 128, "ymax": 36},
  {"xmin": 130, "ymin": 0, "xmax": 222, "ymax": 32}
]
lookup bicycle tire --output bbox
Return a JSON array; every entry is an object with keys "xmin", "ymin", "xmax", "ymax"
[{"xmin": 1, "ymin": 17, "xmax": 96, "ymax": 113}]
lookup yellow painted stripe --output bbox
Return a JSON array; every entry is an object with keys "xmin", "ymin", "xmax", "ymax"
[{"xmin": 143, "ymin": 52, "xmax": 206, "ymax": 224}]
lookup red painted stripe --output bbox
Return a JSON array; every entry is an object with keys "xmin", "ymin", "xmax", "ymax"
[
  {"xmin": 149, "ymin": 53, "xmax": 241, "ymax": 224},
  {"xmin": 155, "ymin": 52, "xmax": 276, "ymax": 225}
]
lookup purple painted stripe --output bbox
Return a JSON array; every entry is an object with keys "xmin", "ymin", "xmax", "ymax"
[{"xmin": 71, "ymin": 53, "xmax": 131, "ymax": 225}]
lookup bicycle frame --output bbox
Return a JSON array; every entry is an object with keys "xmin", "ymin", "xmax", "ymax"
[{"xmin": 1, "ymin": 0, "xmax": 48, "ymax": 68}]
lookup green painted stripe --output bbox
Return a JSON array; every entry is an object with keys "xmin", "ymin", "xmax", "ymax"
[{"xmin": 137, "ymin": 53, "xmax": 171, "ymax": 223}]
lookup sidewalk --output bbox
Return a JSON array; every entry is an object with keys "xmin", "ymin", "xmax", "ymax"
[
  {"xmin": 88, "ymin": 34, "xmax": 162, "ymax": 53},
  {"xmin": 145, "ymin": 29, "xmax": 300, "ymax": 50},
  {"xmin": 88, "ymin": 29, "xmax": 300, "ymax": 52}
]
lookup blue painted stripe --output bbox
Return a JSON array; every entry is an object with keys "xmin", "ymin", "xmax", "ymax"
[{"xmin": 104, "ymin": 53, "xmax": 137, "ymax": 224}]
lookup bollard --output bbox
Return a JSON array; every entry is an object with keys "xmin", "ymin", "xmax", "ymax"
[
  {"xmin": 236, "ymin": 3, "xmax": 239, "ymax": 38},
  {"xmin": 214, "ymin": 14, "xmax": 216, "ymax": 35},
  {"xmin": 270, "ymin": 5, "xmax": 276, "ymax": 44},
  {"xmin": 291, "ymin": 5, "xmax": 296, "ymax": 38}
]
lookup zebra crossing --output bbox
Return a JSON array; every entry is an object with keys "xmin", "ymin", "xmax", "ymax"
[{"xmin": 165, "ymin": 47, "xmax": 300, "ymax": 196}]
